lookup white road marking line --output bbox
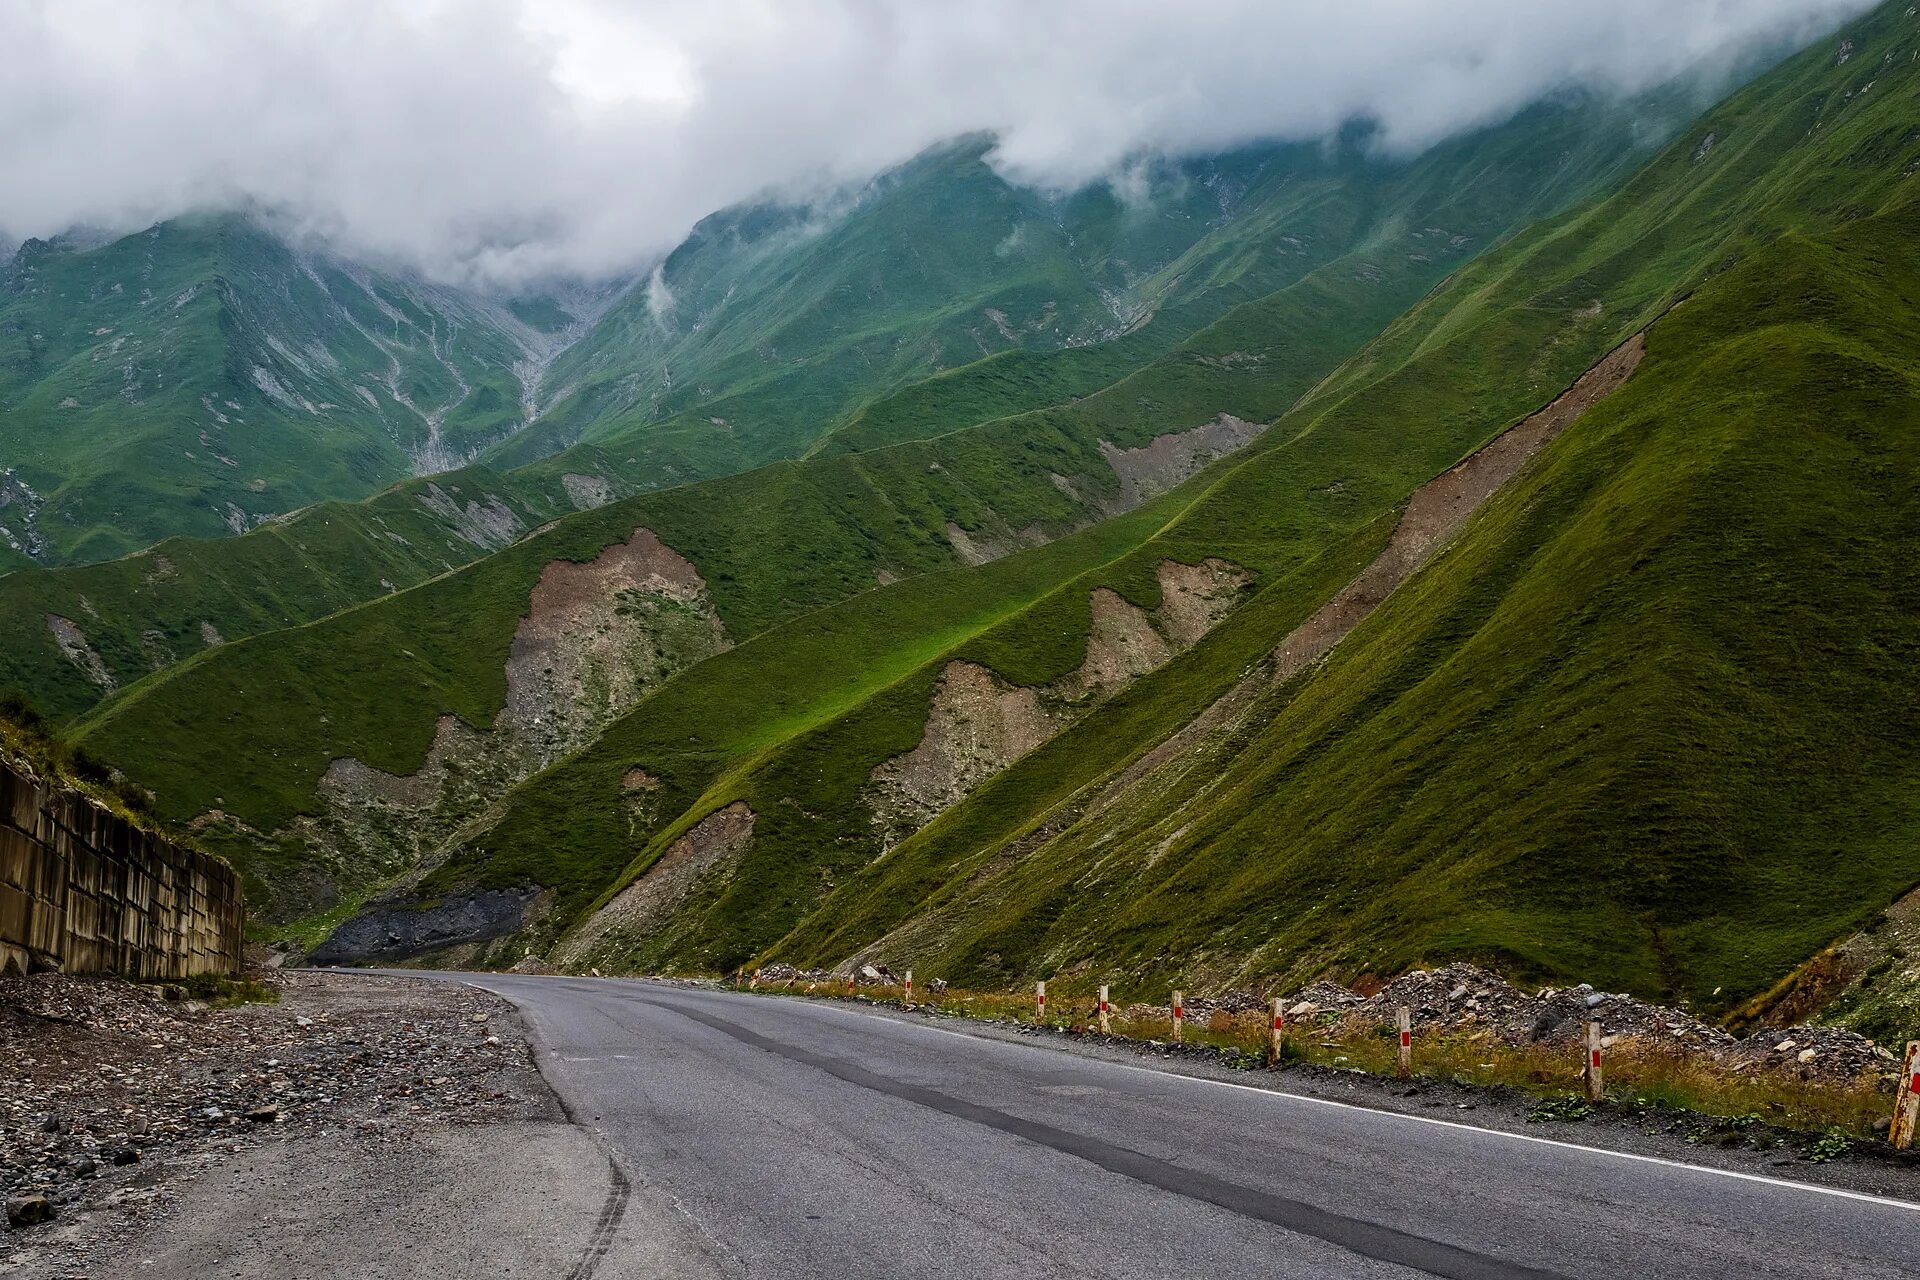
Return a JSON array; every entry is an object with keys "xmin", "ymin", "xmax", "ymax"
[{"xmin": 652, "ymin": 982, "xmax": 1920, "ymax": 1217}]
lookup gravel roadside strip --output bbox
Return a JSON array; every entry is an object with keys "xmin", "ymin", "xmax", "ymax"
[{"xmin": 0, "ymin": 970, "xmax": 657, "ymax": 1279}]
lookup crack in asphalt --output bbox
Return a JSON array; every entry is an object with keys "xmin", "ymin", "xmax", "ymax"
[{"xmin": 644, "ymin": 992, "xmax": 1571, "ymax": 1280}]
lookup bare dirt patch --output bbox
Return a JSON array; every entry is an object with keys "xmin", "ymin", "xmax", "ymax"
[
  {"xmin": 556, "ymin": 803, "xmax": 757, "ymax": 965},
  {"xmin": 867, "ymin": 559, "xmax": 1250, "ymax": 847},
  {"xmin": 1272, "ymin": 332, "xmax": 1643, "ymax": 687},
  {"xmin": 1099, "ymin": 415, "xmax": 1265, "ymax": 508},
  {"xmin": 304, "ymin": 529, "xmax": 730, "ymax": 954},
  {"xmin": 44, "ymin": 617, "xmax": 112, "ymax": 691}
]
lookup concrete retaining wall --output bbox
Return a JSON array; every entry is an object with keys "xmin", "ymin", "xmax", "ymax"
[{"xmin": 0, "ymin": 758, "xmax": 243, "ymax": 978}]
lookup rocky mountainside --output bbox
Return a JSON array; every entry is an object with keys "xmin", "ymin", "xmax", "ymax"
[{"xmin": 0, "ymin": 2, "xmax": 1913, "ymax": 1052}]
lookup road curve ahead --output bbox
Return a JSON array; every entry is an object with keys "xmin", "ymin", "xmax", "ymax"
[{"xmin": 398, "ymin": 973, "xmax": 1919, "ymax": 1280}]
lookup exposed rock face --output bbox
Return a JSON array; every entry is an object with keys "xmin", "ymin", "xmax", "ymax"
[
  {"xmin": 307, "ymin": 888, "xmax": 540, "ymax": 966},
  {"xmin": 415, "ymin": 482, "xmax": 522, "ymax": 550},
  {"xmin": 306, "ymin": 529, "xmax": 729, "ymax": 944},
  {"xmin": 502, "ymin": 528, "xmax": 728, "ymax": 761},
  {"xmin": 868, "ymin": 665, "xmax": 1059, "ymax": 846},
  {"xmin": 867, "ymin": 558, "xmax": 1250, "ymax": 848},
  {"xmin": 560, "ymin": 473, "xmax": 614, "ymax": 510},
  {"xmin": 1100, "ymin": 415, "xmax": 1265, "ymax": 509},
  {"xmin": 555, "ymin": 802, "xmax": 757, "ymax": 966},
  {"xmin": 45, "ymin": 616, "xmax": 113, "ymax": 690}
]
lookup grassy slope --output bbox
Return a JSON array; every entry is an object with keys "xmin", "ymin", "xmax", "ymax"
[
  {"xmin": 0, "ymin": 217, "xmax": 547, "ymax": 564},
  {"xmin": 68, "ymin": 238, "xmax": 1428, "ymax": 911},
  {"xmin": 757, "ymin": 7, "xmax": 1920, "ymax": 1014},
  {"xmin": 0, "ymin": 95, "xmax": 1652, "ymax": 727}
]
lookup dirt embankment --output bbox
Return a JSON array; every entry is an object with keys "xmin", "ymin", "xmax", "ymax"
[
  {"xmin": 866, "ymin": 558, "xmax": 1251, "ymax": 849},
  {"xmin": 305, "ymin": 528, "xmax": 730, "ymax": 957},
  {"xmin": 1099, "ymin": 415, "xmax": 1265, "ymax": 510},
  {"xmin": 1272, "ymin": 332, "xmax": 1643, "ymax": 685},
  {"xmin": 944, "ymin": 416, "xmax": 1268, "ymax": 568},
  {"xmin": 555, "ymin": 802, "xmax": 758, "ymax": 967}
]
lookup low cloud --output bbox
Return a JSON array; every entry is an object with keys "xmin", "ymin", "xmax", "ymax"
[{"xmin": 0, "ymin": 0, "xmax": 1875, "ymax": 286}]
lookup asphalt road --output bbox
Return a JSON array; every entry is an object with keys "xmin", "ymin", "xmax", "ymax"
[{"xmin": 403, "ymin": 973, "xmax": 1920, "ymax": 1280}]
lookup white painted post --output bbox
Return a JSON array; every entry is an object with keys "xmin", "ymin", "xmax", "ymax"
[
  {"xmin": 1270, "ymin": 998, "xmax": 1286, "ymax": 1065},
  {"xmin": 904, "ymin": 969, "xmax": 913, "ymax": 1004},
  {"xmin": 1097, "ymin": 984, "xmax": 1111, "ymax": 1035},
  {"xmin": 846, "ymin": 971, "xmax": 854, "ymax": 993},
  {"xmin": 1396, "ymin": 1005, "xmax": 1412, "ymax": 1078},
  {"xmin": 1892, "ymin": 1040, "xmax": 1920, "ymax": 1151},
  {"xmin": 749, "ymin": 968, "xmax": 759, "ymax": 990},
  {"xmin": 1584, "ymin": 1021, "xmax": 1604, "ymax": 1104},
  {"xmin": 1172, "ymin": 991, "xmax": 1184, "ymax": 1043},
  {"xmin": 1036, "ymin": 979, "xmax": 1047, "ymax": 1022}
]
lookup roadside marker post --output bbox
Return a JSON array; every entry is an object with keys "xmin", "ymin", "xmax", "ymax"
[
  {"xmin": 846, "ymin": 972, "xmax": 854, "ymax": 993},
  {"xmin": 904, "ymin": 970, "xmax": 913, "ymax": 1004},
  {"xmin": 1396, "ymin": 1006, "xmax": 1413, "ymax": 1078},
  {"xmin": 1036, "ymin": 980, "xmax": 1046, "ymax": 1022},
  {"xmin": 1098, "ymin": 985, "xmax": 1111, "ymax": 1035},
  {"xmin": 1269, "ymin": 998, "xmax": 1285, "ymax": 1066},
  {"xmin": 1172, "ymin": 991, "xmax": 1184, "ymax": 1043},
  {"xmin": 1893, "ymin": 1041, "xmax": 1920, "ymax": 1151},
  {"xmin": 750, "ymin": 968, "xmax": 760, "ymax": 990},
  {"xmin": 1584, "ymin": 1022, "xmax": 1605, "ymax": 1104}
]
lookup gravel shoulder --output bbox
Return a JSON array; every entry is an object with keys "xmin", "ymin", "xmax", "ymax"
[
  {"xmin": 0, "ymin": 970, "xmax": 701, "ymax": 1279},
  {"xmin": 742, "ymin": 986, "xmax": 1920, "ymax": 1205}
]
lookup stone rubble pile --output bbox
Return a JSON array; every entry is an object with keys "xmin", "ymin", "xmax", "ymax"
[
  {"xmin": 1, "ymin": 970, "xmax": 542, "ymax": 1233},
  {"xmin": 1279, "ymin": 963, "xmax": 1896, "ymax": 1086}
]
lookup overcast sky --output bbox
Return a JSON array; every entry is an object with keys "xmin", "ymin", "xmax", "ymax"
[{"xmin": 0, "ymin": 0, "xmax": 1875, "ymax": 287}]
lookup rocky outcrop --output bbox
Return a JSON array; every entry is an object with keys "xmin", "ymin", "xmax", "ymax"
[
  {"xmin": 1100, "ymin": 415, "xmax": 1265, "ymax": 509},
  {"xmin": 45, "ymin": 616, "xmax": 113, "ymax": 690},
  {"xmin": 307, "ymin": 529, "xmax": 729, "ymax": 954},
  {"xmin": 415, "ymin": 482, "xmax": 522, "ymax": 550},
  {"xmin": 307, "ymin": 888, "xmax": 540, "ymax": 966},
  {"xmin": 555, "ymin": 802, "xmax": 757, "ymax": 966},
  {"xmin": 560, "ymin": 473, "xmax": 615, "ymax": 510},
  {"xmin": 867, "ymin": 559, "xmax": 1250, "ymax": 848}
]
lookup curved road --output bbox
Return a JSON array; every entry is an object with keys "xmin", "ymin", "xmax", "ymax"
[{"xmin": 405, "ymin": 972, "xmax": 1920, "ymax": 1280}]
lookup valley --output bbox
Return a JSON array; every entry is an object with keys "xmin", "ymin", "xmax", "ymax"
[{"xmin": 1, "ymin": 0, "xmax": 1916, "ymax": 1147}]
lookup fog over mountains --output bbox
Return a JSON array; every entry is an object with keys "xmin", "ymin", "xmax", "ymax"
[{"xmin": 1, "ymin": 0, "xmax": 1874, "ymax": 285}]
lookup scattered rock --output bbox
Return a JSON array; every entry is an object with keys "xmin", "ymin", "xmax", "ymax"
[{"xmin": 7, "ymin": 1193, "xmax": 54, "ymax": 1228}]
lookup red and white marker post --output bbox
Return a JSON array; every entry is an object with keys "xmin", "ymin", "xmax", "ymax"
[
  {"xmin": 1584, "ymin": 1021, "xmax": 1605, "ymax": 1104},
  {"xmin": 845, "ymin": 971, "xmax": 854, "ymax": 993},
  {"xmin": 1172, "ymin": 991, "xmax": 1184, "ymax": 1043},
  {"xmin": 1396, "ymin": 1006, "xmax": 1413, "ymax": 1078},
  {"xmin": 1892, "ymin": 1040, "xmax": 1920, "ymax": 1152},
  {"xmin": 1036, "ymin": 980, "xmax": 1047, "ymax": 1022},
  {"xmin": 1097, "ymin": 984, "xmax": 1111, "ymax": 1035},
  {"xmin": 1269, "ymin": 998, "xmax": 1286, "ymax": 1065},
  {"xmin": 903, "ymin": 969, "xmax": 913, "ymax": 1004}
]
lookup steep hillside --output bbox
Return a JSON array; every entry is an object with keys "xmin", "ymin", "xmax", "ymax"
[
  {"xmin": 497, "ymin": 103, "xmax": 1661, "ymax": 478},
  {"xmin": 0, "ymin": 217, "xmax": 580, "ymax": 563},
  {"xmin": 0, "ymin": 95, "xmax": 1656, "ymax": 722},
  {"xmin": 51, "ymin": 82, "xmax": 1671, "ymax": 925},
  {"xmin": 398, "ymin": 4, "xmax": 1920, "ymax": 1019}
]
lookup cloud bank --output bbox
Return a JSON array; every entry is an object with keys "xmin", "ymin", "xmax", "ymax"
[{"xmin": 0, "ymin": 0, "xmax": 1875, "ymax": 285}]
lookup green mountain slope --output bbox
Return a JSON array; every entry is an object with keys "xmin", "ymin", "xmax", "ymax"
[
  {"xmin": 403, "ymin": 3, "xmax": 1920, "ymax": 1018},
  {"xmin": 747, "ymin": 9, "xmax": 1920, "ymax": 1013},
  {"xmin": 0, "ymin": 217, "xmax": 579, "ymax": 564},
  {"xmin": 51, "ymin": 89, "xmax": 1669, "ymax": 924},
  {"xmin": 0, "ymin": 95, "xmax": 1654, "ymax": 723}
]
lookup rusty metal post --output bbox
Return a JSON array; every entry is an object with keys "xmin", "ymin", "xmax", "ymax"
[
  {"xmin": 1893, "ymin": 1041, "xmax": 1920, "ymax": 1151},
  {"xmin": 1584, "ymin": 1021, "xmax": 1605, "ymax": 1104}
]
